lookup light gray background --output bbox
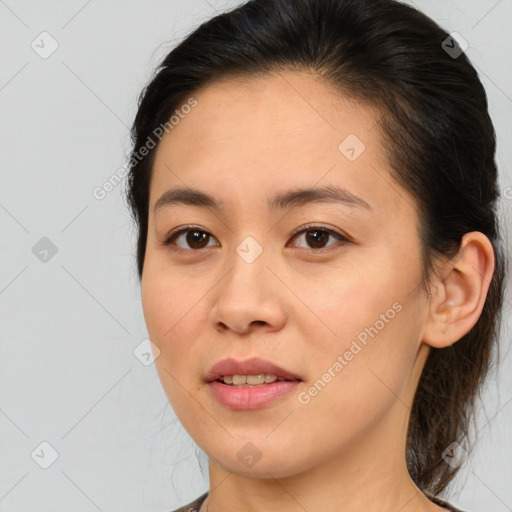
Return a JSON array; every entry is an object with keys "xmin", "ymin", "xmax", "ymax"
[{"xmin": 0, "ymin": 1, "xmax": 511, "ymax": 511}]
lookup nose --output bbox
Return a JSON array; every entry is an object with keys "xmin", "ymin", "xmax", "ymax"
[{"xmin": 210, "ymin": 243, "xmax": 287, "ymax": 335}]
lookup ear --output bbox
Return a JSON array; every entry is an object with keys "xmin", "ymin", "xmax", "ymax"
[{"xmin": 422, "ymin": 232, "xmax": 495, "ymax": 348}]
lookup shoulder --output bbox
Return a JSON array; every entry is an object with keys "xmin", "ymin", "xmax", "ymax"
[
  {"xmin": 169, "ymin": 491, "xmax": 208, "ymax": 512},
  {"xmin": 430, "ymin": 494, "xmax": 467, "ymax": 512}
]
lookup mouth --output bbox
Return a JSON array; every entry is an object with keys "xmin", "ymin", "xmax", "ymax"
[
  {"xmin": 214, "ymin": 374, "xmax": 300, "ymax": 386},
  {"xmin": 205, "ymin": 359, "xmax": 303, "ymax": 410},
  {"xmin": 205, "ymin": 356, "xmax": 302, "ymax": 385}
]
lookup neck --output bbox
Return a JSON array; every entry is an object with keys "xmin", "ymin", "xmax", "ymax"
[{"xmin": 203, "ymin": 402, "xmax": 440, "ymax": 512}]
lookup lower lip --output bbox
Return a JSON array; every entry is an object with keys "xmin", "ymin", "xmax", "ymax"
[{"xmin": 208, "ymin": 380, "xmax": 301, "ymax": 410}]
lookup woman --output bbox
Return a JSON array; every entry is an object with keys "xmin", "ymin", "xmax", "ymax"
[{"xmin": 126, "ymin": 0, "xmax": 505, "ymax": 510}]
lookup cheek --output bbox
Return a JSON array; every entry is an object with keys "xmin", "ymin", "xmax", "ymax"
[
  {"xmin": 293, "ymin": 263, "xmax": 397, "ymax": 352},
  {"xmin": 141, "ymin": 256, "xmax": 202, "ymax": 333},
  {"xmin": 294, "ymin": 257, "xmax": 422, "ymax": 403},
  {"xmin": 294, "ymin": 307, "xmax": 420, "ymax": 449},
  {"xmin": 141, "ymin": 269, "xmax": 172, "ymax": 342},
  {"xmin": 141, "ymin": 264, "xmax": 200, "ymax": 362},
  {"xmin": 141, "ymin": 265, "xmax": 208, "ymax": 421}
]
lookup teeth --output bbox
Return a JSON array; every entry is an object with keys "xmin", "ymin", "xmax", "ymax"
[{"xmin": 219, "ymin": 374, "xmax": 289, "ymax": 386}]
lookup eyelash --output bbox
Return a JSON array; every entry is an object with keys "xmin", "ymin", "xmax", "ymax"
[{"xmin": 161, "ymin": 223, "xmax": 351, "ymax": 253}]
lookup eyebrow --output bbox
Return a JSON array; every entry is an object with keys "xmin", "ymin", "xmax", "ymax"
[{"xmin": 154, "ymin": 184, "xmax": 372, "ymax": 214}]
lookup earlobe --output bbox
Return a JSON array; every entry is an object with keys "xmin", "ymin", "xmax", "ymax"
[{"xmin": 422, "ymin": 232, "xmax": 495, "ymax": 348}]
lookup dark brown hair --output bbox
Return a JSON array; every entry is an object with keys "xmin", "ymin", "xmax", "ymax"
[{"xmin": 126, "ymin": 0, "xmax": 505, "ymax": 497}]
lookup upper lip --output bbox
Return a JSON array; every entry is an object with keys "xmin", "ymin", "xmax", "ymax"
[{"xmin": 205, "ymin": 357, "xmax": 302, "ymax": 382}]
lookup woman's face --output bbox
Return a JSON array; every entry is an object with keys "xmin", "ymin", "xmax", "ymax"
[{"xmin": 141, "ymin": 71, "xmax": 431, "ymax": 478}]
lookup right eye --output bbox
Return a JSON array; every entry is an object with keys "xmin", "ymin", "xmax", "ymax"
[{"xmin": 162, "ymin": 226, "xmax": 220, "ymax": 251}]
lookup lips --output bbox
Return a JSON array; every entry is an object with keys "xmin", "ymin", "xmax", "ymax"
[{"xmin": 205, "ymin": 357, "xmax": 302, "ymax": 382}]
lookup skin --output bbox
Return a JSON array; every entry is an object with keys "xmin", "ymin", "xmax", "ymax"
[{"xmin": 141, "ymin": 70, "xmax": 495, "ymax": 512}]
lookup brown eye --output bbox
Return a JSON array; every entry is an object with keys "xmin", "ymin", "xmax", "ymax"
[
  {"xmin": 163, "ymin": 227, "xmax": 219, "ymax": 250},
  {"xmin": 304, "ymin": 229, "xmax": 330, "ymax": 249},
  {"xmin": 163, "ymin": 224, "xmax": 349, "ymax": 252},
  {"xmin": 290, "ymin": 225, "xmax": 349, "ymax": 250},
  {"xmin": 184, "ymin": 230, "xmax": 211, "ymax": 249}
]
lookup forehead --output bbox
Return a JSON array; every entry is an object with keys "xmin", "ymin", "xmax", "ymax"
[
  {"xmin": 157, "ymin": 71, "xmax": 376, "ymax": 163},
  {"xmin": 150, "ymin": 70, "xmax": 414, "ymax": 220}
]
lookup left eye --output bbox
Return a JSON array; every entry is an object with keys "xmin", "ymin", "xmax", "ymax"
[
  {"xmin": 162, "ymin": 225, "xmax": 349, "ymax": 251},
  {"xmin": 289, "ymin": 225, "xmax": 348, "ymax": 250}
]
